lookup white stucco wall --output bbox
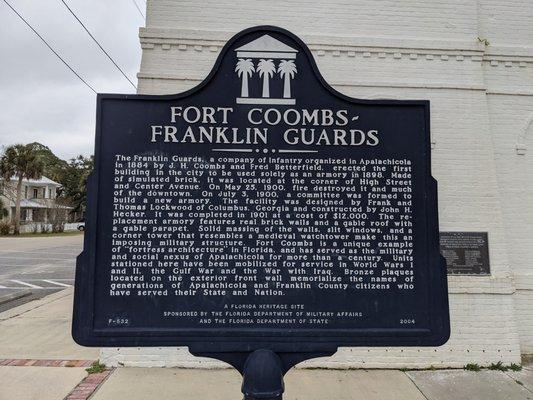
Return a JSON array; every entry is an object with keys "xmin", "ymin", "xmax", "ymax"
[{"xmin": 101, "ymin": 0, "xmax": 533, "ymax": 368}]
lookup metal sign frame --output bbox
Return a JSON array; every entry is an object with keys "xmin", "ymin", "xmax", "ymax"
[{"xmin": 72, "ymin": 26, "xmax": 450, "ymax": 354}]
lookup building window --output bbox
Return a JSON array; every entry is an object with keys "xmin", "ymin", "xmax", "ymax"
[{"xmin": 33, "ymin": 188, "xmax": 38, "ymax": 198}]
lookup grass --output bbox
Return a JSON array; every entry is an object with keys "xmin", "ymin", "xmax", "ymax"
[
  {"xmin": 464, "ymin": 363, "xmax": 481, "ymax": 372},
  {"xmin": 6, "ymin": 231, "xmax": 83, "ymax": 238},
  {"xmin": 86, "ymin": 361, "xmax": 106, "ymax": 374},
  {"xmin": 488, "ymin": 361, "xmax": 508, "ymax": 371},
  {"xmin": 464, "ymin": 362, "xmax": 523, "ymax": 372}
]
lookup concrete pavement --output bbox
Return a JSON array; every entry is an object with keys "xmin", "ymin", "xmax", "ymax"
[
  {"xmin": 0, "ymin": 277, "xmax": 531, "ymax": 399},
  {"xmin": 89, "ymin": 366, "xmax": 533, "ymax": 400},
  {"xmin": 407, "ymin": 369, "xmax": 533, "ymax": 400},
  {"xmin": 0, "ymin": 366, "xmax": 87, "ymax": 400},
  {"xmin": 0, "ymin": 288, "xmax": 98, "ymax": 360},
  {"xmin": 90, "ymin": 368, "xmax": 429, "ymax": 400}
]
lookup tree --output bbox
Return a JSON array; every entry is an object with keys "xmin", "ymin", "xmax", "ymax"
[
  {"xmin": 49, "ymin": 198, "xmax": 69, "ymax": 233},
  {"xmin": 257, "ymin": 59, "xmax": 276, "ymax": 98},
  {"xmin": 29, "ymin": 142, "xmax": 68, "ymax": 183},
  {"xmin": 0, "ymin": 144, "xmax": 44, "ymax": 234},
  {"xmin": 58, "ymin": 155, "xmax": 93, "ymax": 216},
  {"xmin": 278, "ymin": 60, "xmax": 297, "ymax": 98},
  {"xmin": 0, "ymin": 198, "xmax": 8, "ymax": 219},
  {"xmin": 235, "ymin": 59, "xmax": 255, "ymax": 97}
]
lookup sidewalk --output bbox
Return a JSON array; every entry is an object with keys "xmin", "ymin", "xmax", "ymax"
[{"xmin": 0, "ymin": 289, "xmax": 532, "ymax": 400}]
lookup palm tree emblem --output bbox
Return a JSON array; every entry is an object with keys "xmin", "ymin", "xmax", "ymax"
[
  {"xmin": 278, "ymin": 60, "xmax": 297, "ymax": 99},
  {"xmin": 257, "ymin": 59, "xmax": 276, "ymax": 98},
  {"xmin": 235, "ymin": 59, "xmax": 255, "ymax": 98}
]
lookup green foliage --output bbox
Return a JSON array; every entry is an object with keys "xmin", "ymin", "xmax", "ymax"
[
  {"xmin": 27, "ymin": 142, "xmax": 67, "ymax": 183},
  {"xmin": 30, "ymin": 143, "xmax": 94, "ymax": 214},
  {"xmin": 0, "ymin": 143, "xmax": 44, "ymax": 182},
  {"xmin": 0, "ymin": 143, "xmax": 45, "ymax": 234},
  {"xmin": 464, "ymin": 363, "xmax": 481, "ymax": 371},
  {"xmin": 1, "ymin": 142, "xmax": 93, "ymax": 221},
  {"xmin": 509, "ymin": 363, "xmax": 522, "ymax": 371},
  {"xmin": 85, "ymin": 361, "xmax": 106, "ymax": 374},
  {"xmin": 488, "ymin": 361, "xmax": 508, "ymax": 371},
  {"xmin": 58, "ymin": 154, "xmax": 93, "ymax": 214}
]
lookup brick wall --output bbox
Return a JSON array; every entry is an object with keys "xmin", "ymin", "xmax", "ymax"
[{"xmin": 101, "ymin": 0, "xmax": 533, "ymax": 367}]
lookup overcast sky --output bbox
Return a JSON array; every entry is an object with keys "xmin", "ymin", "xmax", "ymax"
[{"xmin": 0, "ymin": 0, "xmax": 144, "ymax": 160}]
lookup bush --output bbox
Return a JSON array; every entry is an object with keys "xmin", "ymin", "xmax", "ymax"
[
  {"xmin": 52, "ymin": 222, "xmax": 65, "ymax": 233},
  {"xmin": 0, "ymin": 221, "xmax": 11, "ymax": 235}
]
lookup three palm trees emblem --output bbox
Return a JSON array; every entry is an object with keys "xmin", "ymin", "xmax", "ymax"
[{"xmin": 235, "ymin": 58, "xmax": 297, "ymax": 102}]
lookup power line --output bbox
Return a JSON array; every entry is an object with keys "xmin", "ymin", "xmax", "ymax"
[
  {"xmin": 2, "ymin": 0, "xmax": 97, "ymax": 94},
  {"xmin": 59, "ymin": 0, "xmax": 137, "ymax": 90},
  {"xmin": 131, "ymin": 0, "xmax": 145, "ymax": 20}
]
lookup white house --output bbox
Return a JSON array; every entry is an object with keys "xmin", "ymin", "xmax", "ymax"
[{"xmin": 0, "ymin": 175, "xmax": 67, "ymax": 224}]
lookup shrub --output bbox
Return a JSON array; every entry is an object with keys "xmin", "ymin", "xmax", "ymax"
[
  {"xmin": 52, "ymin": 222, "xmax": 65, "ymax": 233},
  {"xmin": 0, "ymin": 221, "xmax": 11, "ymax": 235}
]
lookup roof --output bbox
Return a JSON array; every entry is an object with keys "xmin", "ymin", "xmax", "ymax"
[
  {"xmin": 19, "ymin": 198, "xmax": 72, "ymax": 209},
  {"xmin": 19, "ymin": 199, "xmax": 48, "ymax": 209},
  {"xmin": 235, "ymin": 34, "xmax": 297, "ymax": 54},
  {"xmin": 3, "ymin": 175, "xmax": 61, "ymax": 187}
]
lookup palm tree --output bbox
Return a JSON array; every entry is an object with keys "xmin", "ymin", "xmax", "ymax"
[
  {"xmin": 257, "ymin": 59, "xmax": 276, "ymax": 98},
  {"xmin": 278, "ymin": 60, "xmax": 297, "ymax": 98},
  {"xmin": 235, "ymin": 59, "xmax": 255, "ymax": 98},
  {"xmin": 0, "ymin": 143, "xmax": 44, "ymax": 234}
]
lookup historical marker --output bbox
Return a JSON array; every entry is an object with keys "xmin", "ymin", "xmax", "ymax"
[
  {"xmin": 440, "ymin": 232, "xmax": 490, "ymax": 275},
  {"xmin": 73, "ymin": 26, "xmax": 449, "ymax": 398}
]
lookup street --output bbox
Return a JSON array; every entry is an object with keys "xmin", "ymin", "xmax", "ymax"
[{"xmin": 0, "ymin": 234, "xmax": 83, "ymax": 311}]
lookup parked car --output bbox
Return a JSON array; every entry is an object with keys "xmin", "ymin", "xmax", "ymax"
[{"xmin": 77, "ymin": 219, "xmax": 85, "ymax": 231}]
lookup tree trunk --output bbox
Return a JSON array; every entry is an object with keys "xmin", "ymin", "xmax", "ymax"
[
  {"xmin": 262, "ymin": 76, "xmax": 270, "ymax": 98},
  {"xmin": 283, "ymin": 74, "xmax": 291, "ymax": 98},
  {"xmin": 13, "ymin": 176, "xmax": 23, "ymax": 235},
  {"xmin": 241, "ymin": 75, "xmax": 249, "ymax": 97}
]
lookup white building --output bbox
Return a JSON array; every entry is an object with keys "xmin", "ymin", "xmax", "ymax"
[
  {"xmin": 101, "ymin": 0, "xmax": 533, "ymax": 368},
  {"xmin": 1, "ymin": 176, "xmax": 64, "ymax": 224}
]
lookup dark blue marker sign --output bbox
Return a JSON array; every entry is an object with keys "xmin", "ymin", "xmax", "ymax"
[{"xmin": 73, "ymin": 26, "xmax": 449, "ymax": 357}]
